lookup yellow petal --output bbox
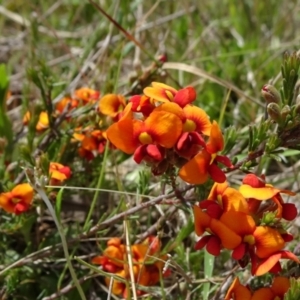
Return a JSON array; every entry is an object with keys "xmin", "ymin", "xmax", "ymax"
[
  {"xmin": 239, "ymin": 184, "xmax": 280, "ymax": 200},
  {"xmin": 253, "ymin": 226, "xmax": 285, "ymax": 258}
]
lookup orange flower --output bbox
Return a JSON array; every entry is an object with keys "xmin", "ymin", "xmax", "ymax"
[
  {"xmin": 98, "ymin": 94, "xmax": 127, "ymax": 119},
  {"xmin": 195, "ymin": 188, "xmax": 255, "ymax": 260},
  {"xmin": 252, "ymin": 226, "xmax": 285, "ymax": 259},
  {"xmin": 0, "ymin": 183, "xmax": 34, "ymax": 214},
  {"xmin": 207, "ymin": 181, "xmax": 249, "ymax": 213},
  {"xmin": 55, "ymin": 96, "xmax": 78, "ymax": 114},
  {"xmin": 179, "ymin": 121, "xmax": 232, "ymax": 184},
  {"xmin": 144, "ymin": 82, "xmax": 196, "ymax": 107},
  {"xmin": 153, "ymin": 102, "xmax": 211, "ymax": 159},
  {"xmin": 225, "ymin": 277, "xmax": 252, "ymax": 300},
  {"xmin": 117, "ymin": 102, "xmax": 134, "ymax": 121},
  {"xmin": 193, "ymin": 181, "xmax": 294, "ymax": 268},
  {"xmin": 74, "ymin": 87, "xmax": 100, "ymax": 103},
  {"xmin": 221, "ymin": 217, "xmax": 296, "ymax": 275},
  {"xmin": 73, "ymin": 127, "xmax": 107, "ymax": 160},
  {"xmin": 251, "ymin": 250, "xmax": 300, "ymax": 276},
  {"xmin": 225, "ymin": 276, "xmax": 291, "ymax": 300},
  {"xmin": 251, "ymin": 276, "xmax": 290, "ymax": 299},
  {"xmin": 104, "ymin": 269, "xmax": 126, "ymax": 296},
  {"xmin": 23, "ymin": 111, "xmax": 50, "ymax": 131},
  {"xmin": 36, "ymin": 112, "xmax": 50, "ymax": 131},
  {"xmin": 49, "ymin": 162, "xmax": 71, "ymax": 184},
  {"xmin": 239, "ymin": 174, "xmax": 297, "ymax": 220},
  {"xmin": 182, "ymin": 105, "xmax": 212, "ymax": 136},
  {"xmin": 193, "ymin": 205, "xmax": 242, "ymax": 255},
  {"xmin": 92, "ymin": 238, "xmax": 125, "ymax": 273},
  {"xmin": 194, "ymin": 176, "xmax": 298, "ymax": 276},
  {"xmin": 92, "ymin": 237, "xmax": 169, "ymax": 297},
  {"xmin": 106, "ymin": 110, "xmax": 182, "ymax": 163},
  {"xmin": 211, "ymin": 208, "xmax": 292, "ymax": 269}
]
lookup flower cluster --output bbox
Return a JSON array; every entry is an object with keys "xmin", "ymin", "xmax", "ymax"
[
  {"xmin": 106, "ymin": 82, "xmax": 232, "ymax": 181},
  {"xmin": 23, "ymin": 87, "xmax": 100, "ymax": 132},
  {"xmin": 16, "ymin": 79, "xmax": 300, "ymax": 297},
  {"xmin": 194, "ymin": 173, "xmax": 299, "ymax": 276},
  {"xmin": 92, "ymin": 236, "xmax": 170, "ymax": 297}
]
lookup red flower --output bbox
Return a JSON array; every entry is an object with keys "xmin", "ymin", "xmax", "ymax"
[
  {"xmin": 144, "ymin": 82, "xmax": 197, "ymax": 108},
  {"xmin": 74, "ymin": 87, "xmax": 100, "ymax": 103},
  {"xmin": 0, "ymin": 183, "xmax": 34, "ymax": 214},
  {"xmin": 55, "ymin": 96, "xmax": 78, "ymax": 114},
  {"xmin": 129, "ymin": 95, "xmax": 156, "ymax": 117},
  {"xmin": 179, "ymin": 121, "xmax": 232, "ymax": 184},
  {"xmin": 73, "ymin": 127, "xmax": 107, "ymax": 160},
  {"xmin": 49, "ymin": 162, "xmax": 71, "ymax": 184},
  {"xmin": 240, "ymin": 174, "xmax": 297, "ymax": 220}
]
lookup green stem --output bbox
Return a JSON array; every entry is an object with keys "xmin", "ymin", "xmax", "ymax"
[
  {"xmin": 83, "ymin": 141, "xmax": 110, "ymax": 231},
  {"xmin": 35, "ymin": 186, "xmax": 86, "ymax": 300}
]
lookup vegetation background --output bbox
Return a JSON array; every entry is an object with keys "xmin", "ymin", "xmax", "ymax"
[{"xmin": 1, "ymin": 0, "xmax": 300, "ymax": 299}]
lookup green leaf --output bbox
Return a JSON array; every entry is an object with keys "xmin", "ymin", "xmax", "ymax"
[
  {"xmin": 202, "ymin": 251, "xmax": 215, "ymax": 300},
  {"xmin": 55, "ymin": 187, "xmax": 65, "ymax": 222}
]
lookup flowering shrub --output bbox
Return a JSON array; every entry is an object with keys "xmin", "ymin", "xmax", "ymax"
[{"xmin": 1, "ymin": 6, "xmax": 300, "ymax": 297}]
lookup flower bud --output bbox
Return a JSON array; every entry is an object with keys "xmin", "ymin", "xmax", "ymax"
[
  {"xmin": 262, "ymin": 211, "xmax": 277, "ymax": 225},
  {"xmin": 281, "ymin": 105, "xmax": 291, "ymax": 120},
  {"xmin": 267, "ymin": 102, "xmax": 281, "ymax": 122},
  {"xmin": 261, "ymin": 84, "xmax": 281, "ymax": 104}
]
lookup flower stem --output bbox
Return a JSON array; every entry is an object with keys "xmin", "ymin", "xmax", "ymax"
[{"xmin": 83, "ymin": 141, "xmax": 110, "ymax": 231}]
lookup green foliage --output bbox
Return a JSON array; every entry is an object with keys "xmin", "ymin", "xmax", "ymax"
[
  {"xmin": 248, "ymin": 119, "xmax": 272, "ymax": 152},
  {"xmin": 281, "ymin": 52, "xmax": 300, "ymax": 106}
]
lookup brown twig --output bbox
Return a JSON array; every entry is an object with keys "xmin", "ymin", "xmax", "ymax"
[
  {"xmin": 135, "ymin": 205, "xmax": 178, "ymax": 244},
  {"xmin": 225, "ymin": 148, "xmax": 265, "ymax": 174}
]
